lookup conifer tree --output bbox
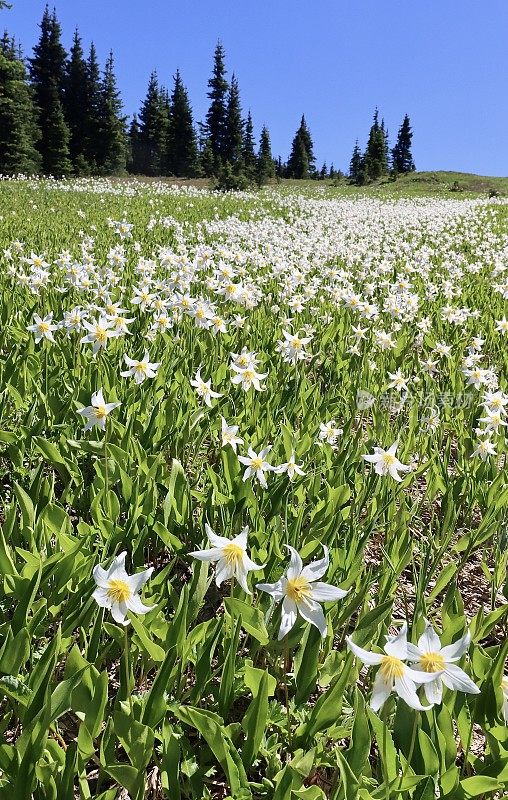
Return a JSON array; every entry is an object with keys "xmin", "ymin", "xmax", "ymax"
[
  {"xmin": 204, "ymin": 41, "xmax": 228, "ymax": 172},
  {"xmin": 98, "ymin": 51, "xmax": 126, "ymax": 174},
  {"xmin": 319, "ymin": 162, "xmax": 327, "ymax": 180},
  {"xmin": 83, "ymin": 42, "xmax": 103, "ymax": 171},
  {"xmin": 391, "ymin": 114, "xmax": 415, "ymax": 174},
  {"xmin": 137, "ymin": 72, "xmax": 169, "ymax": 175},
  {"xmin": 224, "ymin": 73, "xmax": 243, "ymax": 168},
  {"xmin": 29, "ymin": 6, "xmax": 71, "ymax": 175},
  {"xmin": 167, "ymin": 69, "xmax": 199, "ymax": 177},
  {"xmin": 127, "ymin": 114, "xmax": 140, "ymax": 173},
  {"xmin": 286, "ymin": 115, "xmax": 314, "ymax": 178},
  {"xmin": 0, "ymin": 34, "xmax": 41, "ymax": 174},
  {"xmin": 242, "ymin": 110, "xmax": 257, "ymax": 180},
  {"xmin": 257, "ymin": 125, "xmax": 274, "ymax": 185},
  {"xmin": 349, "ymin": 140, "xmax": 362, "ymax": 183},
  {"xmin": 64, "ymin": 28, "xmax": 88, "ymax": 173},
  {"xmin": 329, "ymin": 163, "xmax": 336, "ymax": 179},
  {"xmin": 363, "ymin": 108, "xmax": 387, "ymax": 181}
]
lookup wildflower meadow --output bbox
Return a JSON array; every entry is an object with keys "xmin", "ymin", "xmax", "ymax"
[{"xmin": 0, "ymin": 176, "xmax": 507, "ymax": 799}]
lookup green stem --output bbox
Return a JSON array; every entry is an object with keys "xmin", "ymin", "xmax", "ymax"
[
  {"xmin": 382, "ymin": 704, "xmax": 390, "ymax": 800},
  {"xmin": 124, "ymin": 626, "xmax": 133, "ymax": 716},
  {"xmin": 104, "ymin": 423, "xmax": 110, "ymax": 518},
  {"xmin": 283, "ymin": 635, "xmax": 292, "ymax": 752},
  {"xmin": 398, "ymin": 711, "xmax": 419, "ymax": 790}
]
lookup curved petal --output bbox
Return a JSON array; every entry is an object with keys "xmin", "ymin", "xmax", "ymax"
[
  {"xmin": 417, "ymin": 622, "xmax": 442, "ymax": 654},
  {"xmin": 301, "ymin": 546, "xmax": 329, "ymax": 582},
  {"xmin": 189, "ymin": 547, "xmax": 222, "ymax": 562},
  {"xmin": 285, "ymin": 545, "xmax": 303, "ymax": 580},
  {"xmin": 215, "ymin": 558, "xmax": 233, "ymax": 588},
  {"xmin": 298, "ymin": 598, "xmax": 327, "ymax": 637},
  {"xmin": 233, "ymin": 526, "xmax": 249, "ymax": 549},
  {"xmin": 126, "ymin": 595, "xmax": 153, "ymax": 615},
  {"xmin": 242, "ymin": 554, "xmax": 265, "ymax": 572},
  {"xmin": 92, "ymin": 587, "xmax": 111, "ymax": 608},
  {"xmin": 405, "ymin": 666, "xmax": 443, "ymax": 684},
  {"xmin": 235, "ymin": 568, "xmax": 251, "ymax": 595},
  {"xmin": 93, "ymin": 564, "xmax": 110, "ymax": 588},
  {"xmin": 384, "ymin": 624, "xmax": 408, "ymax": 659},
  {"xmin": 256, "ymin": 579, "xmax": 285, "ymax": 602},
  {"xmin": 310, "ymin": 582, "xmax": 348, "ymax": 602},
  {"xmin": 441, "ymin": 664, "xmax": 480, "ymax": 694},
  {"xmin": 346, "ymin": 636, "xmax": 383, "ymax": 666},
  {"xmin": 278, "ymin": 596, "xmax": 298, "ymax": 640},
  {"xmin": 110, "ymin": 601, "xmax": 129, "ymax": 626},
  {"xmin": 424, "ymin": 677, "xmax": 443, "ymax": 706},
  {"xmin": 129, "ymin": 567, "xmax": 154, "ymax": 594},
  {"xmin": 394, "ymin": 675, "xmax": 432, "ymax": 710},
  {"xmin": 439, "ymin": 631, "xmax": 471, "ymax": 661},
  {"xmin": 204, "ymin": 523, "xmax": 230, "ymax": 549},
  {"xmin": 370, "ymin": 670, "xmax": 393, "ymax": 712}
]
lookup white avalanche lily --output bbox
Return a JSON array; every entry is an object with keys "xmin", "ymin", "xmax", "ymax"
[
  {"xmin": 92, "ymin": 551, "xmax": 153, "ymax": 626},
  {"xmin": 238, "ymin": 446, "xmax": 274, "ymax": 488},
  {"xmin": 189, "ymin": 524, "xmax": 264, "ymax": 594},
  {"xmin": 257, "ymin": 545, "xmax": 348, "ymax": 640},
  {"xmin": 363, "ymin": 442, "xmax": 410, "ymax": 482},
  {"xmin": 190, "ymin": 369, "xmax": 223, "ymax": 407},
  {"xmin": 347, "ymin": 623, "xmax": 442, "ymax": 711},
  {"xmin": 77, "ymin": 388, "xmax": 121, "ymax": 431},
  {"xmin": 120, "ymin": 350, "xmax": 160, "ymax": 384},
  {"xmin": 220, "ymin": 416, "xmax": 244, "ymax": 453},
  {"xmin": 406, "ymin": 621, "xmax": 480, "ymax": 704},
  {"xmin": 274, "ymin": 451, "xmax": 306, "ymax": 480},
  {"xmin": 27, "ymin": 312, "xmax": 57, "ymax": 343}
]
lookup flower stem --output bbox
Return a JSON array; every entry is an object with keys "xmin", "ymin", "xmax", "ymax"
[
  {"xmin": 123, "ymin": 626, "xmax": 133, "ymax": 716},
  {"xmin": 283, "ymin": 635, "xmax": 292, "ymax": 752},
  {"xmin": 398, "ymin": 711, "xmax": 419, "ymax": 790},
  {"xmin": 104, "ymin": 423, "xmax": 110, "ymax": 518},
  {"xmin": 381, "ymin": 705, "xmax": 390, "ymax": 800}
]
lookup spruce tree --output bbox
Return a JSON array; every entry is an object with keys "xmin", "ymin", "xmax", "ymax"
[
  {"xmin": 83, "ymin": 42, "xmax": 103, "ymax": 171},
  {"xmin": 29, "ymin": 6, "xmax": 71, "ymax": 175},
  {"xmin": 391, "ymin": 114, "xmax": 415, "ymax": 174},
  {"xmin": 137, "ymin": 72, "xmax": 169, "ymax": 175},
  {"xmin": 224, "ymin": 73, "xmax": 243, "ymax": 168},
  {"xmin": 0, "ymin": 35, "xmax": 41, "ymax": 174},
  {"xmin": 98, "ymin": 51, "xmax": 126, "ymax": 174},
  {"xmin": 242, "ymin": 110, "xmax": 257, "ymax": 181},
  {"xmin": 349, "ymin": 140, "xmax": 362, "ymax": 183},
  {"xmin": 167, "ymin": 69, "xmax": 199, "ymax": 177},
  {"xmin": 64, "ymin": 28, "xmax": 88, "ymax": 173},
  {"xmin": 286, "ymin": 115, "xmax": 315, "ymax": 178},
  {"xmin": 127, "ymin": 114, "xmax": 140, "ymax": 173},
  {"xmin": 204, "ymin": 41, "xmax": 228, "ymax": 172},
  {"xmin": 363, "ymin": 108, "xmax": 387, "ymax": 182},
  {"xmin": 257, "ymin": 125, "xmax": 274, "ymax": 185}
]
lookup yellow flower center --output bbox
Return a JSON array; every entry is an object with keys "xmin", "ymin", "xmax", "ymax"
[
  {"xmin": 95, "ymin": 327, "xmax": 107, "ymax": 343},
  {"xmin": 382, "ymin": 453, "xmax": 396, "ymax": 465},
  {"xmin": 286, "ymin": 576, "xmax": 312, "ymax": 603},
  {"xmin": 94, "ymin": 405, "xmax": 107, "ymax": 419},
  {"xmin": 106, "ymin": 578, "xmax": 131, "ymax": 603},
  {"xmin": 379, "ymin": 655, "xmax": 405, "ymax": 681},
  {"xmin": 39, "ymin": 322, "xmax": 49, "ymax": 332},
  {"xmin": 420, "ymin": 652, "xmax": 446, "ymax": 673},
  {"xmin": 136, "ymin": 362, "xmax": 148, "ymax": 373},
  {"xmin": 251, "ymin": 457, "xmax": 263, "ymax": 470},
  {"xmin": 292, "ymin": 338, "xmax": 302, "ymax": 348},
  {"xmin": 244, "ymin": 369, "xmax": 255, "ymax": 380},
  {"xmin": 222, "ymin": 542, "xmax": 244, "ymax": 566}
]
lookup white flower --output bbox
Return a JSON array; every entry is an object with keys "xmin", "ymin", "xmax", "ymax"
[
  {"xmin": 406, "ymin": 621, "xmax": 479, "ymax": 704},
  {"xmin": 318, "ymin": 420, "xmax": 343, "ymax": 446},
  {"xmin": 347, "ymin": 623, "xmax": 441, "ymax": 711},
  {"xmin": 238, "ymin": 447, "xmax": 274, "ymax": 489},
  {"xmin": 387, "ymin": 369, "xmax": 409, "ymax": 393},
  {"xmin": 363, "ymin": 442, "xmax": 410, "ymax": 482},
  {"xmin": 220, "ymin": 417, "xmax": 244, "ymax": 453},
  {"xmin": 93, "ymin": 551, "xmax": 153, "ymax": 626},
  {"xmin": 120, "ymin": 350, "xmax": 160, "ymax": 384},
  {"xmin": 77, "ymin": 388, "xmax": 120, "ymax": 431},
  {"xmin": 27, "ymin": 312, "xmax": 57, "ymax": 343},
  {"xmin": 231, "ymin": 364, "xmax": 267, "ymax": 392},
  {"xmin": 80, "ymin": 316, "xmax": 118, "ymax": 355},
  {"xmin": 257, "ymin": 545, "xmax": 348, "ymax": 640},
  {"xmin": 189, "ymin": 524, "xmax": 263, "ymax": 594},
  {"xmin": 471, "ymin": 437, "xmax": 497, "ymax": 460},
  {"xmin": 274, "ymin": 451, "xmax": 306, "ymax": 480},
  {"xmin": 190, "ymin": 369, "xmax": 223, "ymax": 408}
]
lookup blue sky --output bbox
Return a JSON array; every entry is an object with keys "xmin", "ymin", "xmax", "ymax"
[{"xmin": 4, "ymin": 1, "xmax": 508, "ymax": 175}]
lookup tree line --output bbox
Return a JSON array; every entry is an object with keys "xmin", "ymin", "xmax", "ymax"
[{"xmin": 0, "ymin": 5, "xmax": 415, "ymax": 184}]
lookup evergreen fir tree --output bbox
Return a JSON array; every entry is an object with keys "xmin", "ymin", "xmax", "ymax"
[
  {"xmin": 167, "ymin": 69, "xmax": 199, "ymax": 177},
  {"xmin": 64, "ymin": 28, "xmax": 88, "ymax": 173},
  {"xmin": 275, "ymin": 156, "xmax": 284, "ymax": 178},
  {"xmin": 83, "ymin": 42, "xmax": 103, "ymax": 171},
  {"xmin": 391, "ymin": 114, "xmax": 415, "ymax": 174},
  {"xmin": 286, "ymin": 115, "xmax": 314, "ymax": 178},
  {"xmin": 329, "ymin": 163, "xmax": 336, "ymax": 179},
  {"xmin": 363, "ymin": 108, "xmax": 388, "ymax": 182},
  {"xmin": 349, "ymin": 140, "xmax": 362, "ymax": 183},
  {"xmin": 0, "ymin": 35, "xmax": 41, "ymax": 174},
  {"xmin": 381, "ymin": 117, "xmax": 390, "ymax": 171},
  {"xmin": 127, "ymin": 114, "xmax": 140, "ymax": 173},
  {"xmin": 257, "ymin": 125, "xmax": 275, "ymax": 185},
  {"xmin": 137, "ymin": 72, "xmax": 169, "ymax": 175},
  {"xmin": 319, "ymin": 162, "xmax": 327, "ymax": 180},
  {"xmin": 29, "ymin": 6, "xmax": 71, "ymax": 175},
  {"xmin": 204, "ymin": 41, "xmax": 228, "ymax": 172},
  {"xmin": 224, "ymin": 73, "xmax": 243, "ymax": 168},
  {"xmin": 98, "ymin": 51, "xmax": 126, "ymax": 174},
  {"xmin": 242, "ymin": 110, "xmax": 256, "ymax": 180}
]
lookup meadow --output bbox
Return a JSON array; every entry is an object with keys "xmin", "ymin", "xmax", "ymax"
[{"xmin": 0, "ymin": 175, "xmax": 507, "ymax": 799}]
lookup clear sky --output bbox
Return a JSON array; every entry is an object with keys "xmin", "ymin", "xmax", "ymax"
[{"xmin": 4, "ymin": 1, "xmax": 508, "ymax": 175}]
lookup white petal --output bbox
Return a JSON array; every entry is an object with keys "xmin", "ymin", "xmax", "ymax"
[
  {"xmin": 301, "ymin": 545, "xmax": 329, "ymax": 582},
  {"xmin": 384, "ymin": 623, "xmax": 408, "ymax": 659},
  {"xmin": 405, "ymin": 665, "xmax": 443, "ymax": 684},
  {"xmin": 394, "ymin": 675, "xmax": 432, "ymax": 710},
  {"xmin": 129, "ymin": 567, "xmax": 154, "ymax": 594},
  {"xmin": 92, "ymin": 587, "xmax": 111, "ymax": 608},
  {"xmin": 205, "ymin": 523, "xmax": 230, "ymax": 548},
  {"xmin": 371, "ymin": 670, "xmax": 393, "ymax": 711},
  {"xmin": 441, "ymin": 664, "xmax": 480, "ymax": 694},
  {"xmin": 417, "ymin": 622, "xmax": 442, "ymax": 654},
  {"xmin": 346, "ymin": 637, "xmax": 383, "ymax": 665},
  {"xmin": 126, "ymin": 595, "xmax": 153, "ymax": 615},
  {"xmin": 93, "ymin": 564, "xmax": 110, "ymax": 588},
  {"xmin": 215, "ymin": 558, "xmax": 233, "ymax": 588},
  {"xmin": 256, "ymin": 579, "xmax": 285, "ymax": 602},
  {"xmin": 278, "ymin": 596, "xmax": 298, "ymax": 640},
  {"xmin": 310, "ymin": 582, "xmax": 348, "ymax": 602},
  {"xmin": 189, "ymin": 547, "xmax": 222, "ymax": 562},
  {"xmin": 110, "ymin": 601, "xmax": 129, "ymax": 626},
  {"xmin": 285, "ymin": 545, "xmax": 303, "ymax": 580},
  {"xmin": 424, "ymin": 677, "xmax": 443, "ymax": 705},
  {"xmin": 298, "ymin": 598, "xmax": 328, "ymax": 637},
  {"xmin": 439, "ymin": 631, "xmax": 471, "ymax": 661}
]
